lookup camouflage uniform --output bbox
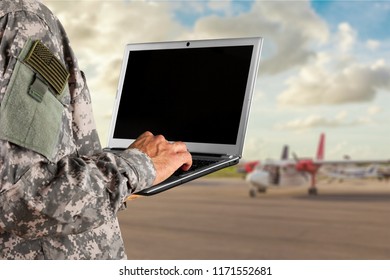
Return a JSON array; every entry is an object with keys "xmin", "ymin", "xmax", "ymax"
[{"xmin": 0, "ymin": 0, "xmax": 156, "ymax": 259}]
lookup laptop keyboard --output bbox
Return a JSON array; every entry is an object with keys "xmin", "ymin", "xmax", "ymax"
[{"xmin": 174, "ymin": 158, "xmax": 220, "ymax": 177}]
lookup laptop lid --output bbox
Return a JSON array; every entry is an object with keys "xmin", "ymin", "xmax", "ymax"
[{"xmin": 107, "ymin": 37, "xmax": 263, "ymax": 157}]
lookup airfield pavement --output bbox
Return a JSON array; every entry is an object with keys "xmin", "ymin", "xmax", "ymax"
[{"xmin": 118, "ymin": 177, "xmax": 390, "ymax": 260}]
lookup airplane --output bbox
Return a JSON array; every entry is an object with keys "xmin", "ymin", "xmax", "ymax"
[
  {"xmin": 320, "ymin": 164, "xmax": 379, "ymax": 182},
  {"xmin": 246, "ymin": 133, "xmax": 390, "ymax": 197},
  {"xmin": 246, "ymin": 145, "xmax": 308, "ymax": 197}
]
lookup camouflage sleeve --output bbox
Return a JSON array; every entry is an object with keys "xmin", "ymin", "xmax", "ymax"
[
  {"xmin": 0, "ymin": 146, "xmax": 155, "ymax": 239},
  {"xmin": 0, "ymin": 3, "xmax": 156, "ymax": 239}
]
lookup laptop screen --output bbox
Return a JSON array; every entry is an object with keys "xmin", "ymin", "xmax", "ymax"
[
  {"xmin": 113, "ymin": 45, "xmax": 253, "ymax": 145},
  {"xmin": 108, "ymin": 38, "xmax": 263, "ymax": 156}
]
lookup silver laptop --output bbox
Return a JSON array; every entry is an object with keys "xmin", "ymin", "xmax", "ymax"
[{"xmin": 106, "ymin": 37, "xmax": 263, "ymax": 195}]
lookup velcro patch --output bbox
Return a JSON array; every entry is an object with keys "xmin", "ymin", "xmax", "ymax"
[{"xmin": 24, "ymin": 40, "xmax": 70, "ymax": 95}]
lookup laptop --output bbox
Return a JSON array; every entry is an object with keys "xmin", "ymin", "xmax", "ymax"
[{"xmin": 106, "ymin": 37, "xmax": 263, "ymax": 195}]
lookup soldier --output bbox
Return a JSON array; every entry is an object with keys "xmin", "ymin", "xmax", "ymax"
[{"xmin": 0, "ymin": 0, "xmax": 191, "ymax": 259}]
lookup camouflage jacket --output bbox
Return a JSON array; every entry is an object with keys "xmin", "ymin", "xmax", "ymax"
[{"xmin": 0, "ymin": 0, "xmax": 156, "ymax": 259}]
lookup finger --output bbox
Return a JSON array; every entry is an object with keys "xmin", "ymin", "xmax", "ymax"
[
  {"xmin": 178, "ymin": 150, "xmax": 192, "ymax": 171},
  {"xmin": 139, "ymin": 131, "xmax": 154, "ymax": 138},
  {"xmin": 171, "ymin": 141, "xmax": 188, "ymax": 152},
  {"xmin": 154, "ymin": 134, "xmax": 167, "ymax": 143},
  {"xmin": 181, "ymin": 163, "xmax": 191, "ymax": 171},
  {"xmin": 131, "ymin": 131, "xmax": 153, "ymax": 145}
]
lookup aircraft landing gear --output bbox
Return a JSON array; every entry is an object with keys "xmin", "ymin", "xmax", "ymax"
[
  {"xmin": 249, "ymin": 188, "xmax": 257, "ymax": 198},
  {"xmin": 308, "ymin": 173, "xmax": 318, "ymax": 195},
  {"xmin": 249, "ymin": 186, "xmax": 267, "ymax": 197},
  {"xmin": 308, "ymin": 187, "xmax": 318, "ymax": 195}
]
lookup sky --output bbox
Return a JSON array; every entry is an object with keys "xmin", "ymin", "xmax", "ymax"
[{"xmin": 43, "ymin": 0, "xmax": 390, "ymax": 161}]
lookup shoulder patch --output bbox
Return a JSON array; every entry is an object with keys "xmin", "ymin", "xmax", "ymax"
[{"xmin": 24, "ymin": 40, "xmax": 70, "ymax": 95}]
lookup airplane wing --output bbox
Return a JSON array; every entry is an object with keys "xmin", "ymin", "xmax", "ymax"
[{"xmin": 314, "ymin": 159, "xmax": 390, "ymax": 165}]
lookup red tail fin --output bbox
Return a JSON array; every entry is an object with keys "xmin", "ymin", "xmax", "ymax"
[{"xmin": 316, "ymin": 133, "xmax": 325, "ymax": 160}]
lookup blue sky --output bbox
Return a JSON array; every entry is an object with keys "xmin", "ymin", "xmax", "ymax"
[
  {"xmin": 45, "ymin": 0, "xmax": 390, "ymax": 161},
  {"xmin": 173, "ymin": 0, "xmax": 254, "ymax": 26},
  {"xmin": 312, "ymin": 1, "xmax": 390, "ymax": 40}
]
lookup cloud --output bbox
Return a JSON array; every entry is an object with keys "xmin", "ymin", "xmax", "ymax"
[
  {"xmin": 367, "ymin": 105, "xmax": 381, "ymax": 115},
  {"xmin": 207, "ymin": 0, "xmax": 232, "ymax": 13},
  {"xmin": 276, "ymin": 20, "xmax": 390, "ymax": 108},
  {"xmin": 366, "ymin": 39, "xmax": 380, "ymax": 51},
  {"xmin": 335, "ymin": 23, "xmax": 356, "ymax": 53},
  {"xmin": 184, "ymin": 1, "xmax": 329, "ymax": 74},
  {"xmin": 278, "ymin": 53, "xmax": 390, "ymax": 106},
  {"xmin": 275, "ymin": 111, "xmax": 372, "ymax": 131}
]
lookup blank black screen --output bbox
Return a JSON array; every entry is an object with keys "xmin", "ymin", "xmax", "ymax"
[{"xmin": 113, "ymin": 45, "xmax": 253, "ymax": 144}]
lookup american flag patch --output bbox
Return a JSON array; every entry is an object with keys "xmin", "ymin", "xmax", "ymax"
[{"xmin": 24, "ymin": 40, "xmax": 69, "ymax": 95}]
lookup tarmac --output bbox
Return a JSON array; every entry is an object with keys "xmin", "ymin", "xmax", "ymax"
[{"xmin": 118, "ymin": 177, "xmax": 390, "ymax": 260}]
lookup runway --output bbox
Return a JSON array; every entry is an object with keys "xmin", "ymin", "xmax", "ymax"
[{"xmin": 118, "ymin": 178, "xmax": 390, "ymax": 259}]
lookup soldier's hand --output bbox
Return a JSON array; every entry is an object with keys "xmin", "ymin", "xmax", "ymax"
[{"xmin": 129, "ymin": 131, "xmax": 192, "ymax": 185}]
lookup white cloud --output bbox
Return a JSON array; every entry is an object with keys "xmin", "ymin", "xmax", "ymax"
[
  {"xmin": 367, "ymin": 105, "xmax": 381, "ymax": 115},
  {"xmin": 276, "ymin": 21, "xmax": 390, "ymax": 108},
  {"xmin": 275, "ymin": 112, "xmax": 371, "ymax": 131},
  {"xmin": 335, "ymin": 23, "xmax": 356, "ymax": 53},
  {"xmin": 366, "ymin": 39, "xmax": 380, "ymax": 51},
  {"xmin": 277, "ymin": 54, "xmax": 390, "ymax": 106},
  {"xmin": 207, "ymin": 0, "xmax": 232, "ymax": 13}
]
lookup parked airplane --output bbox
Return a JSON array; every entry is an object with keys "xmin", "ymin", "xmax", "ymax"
[
  {"xmin": 320, "ymin": 164, "xmax": 379, "ymax": 182},
  {"xmin": 246, "ymin": 133, "xmax": 390, "ymax": 197},
  {"xmin": 246, "ymin": 145, "xmax": 308, "ymax": 197}
]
